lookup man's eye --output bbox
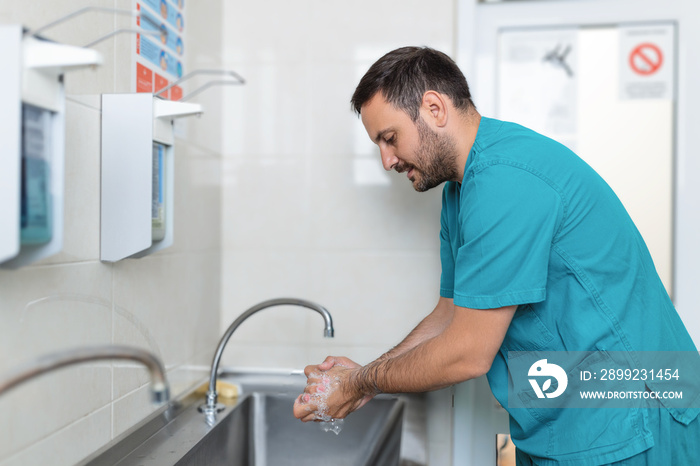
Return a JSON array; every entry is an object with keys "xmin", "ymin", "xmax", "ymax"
[{"xmin": 385, "ymin": 135, "xmax": 396, "ymax": 144}]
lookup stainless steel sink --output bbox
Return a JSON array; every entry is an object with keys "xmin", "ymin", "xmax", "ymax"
[
  {"xmin": 79, "ymin": 370, "xmax": 406, "ymax": 466},
  {"xmin": 177, "ymin": 393, "xmax": 403, "ymax": 466}
]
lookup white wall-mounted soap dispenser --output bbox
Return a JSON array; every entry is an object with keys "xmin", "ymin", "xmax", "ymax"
[
  {"xmin": 0, "ymin": 25, "xmax": 102, "ymax": 268},
  {"xmin": 100, "ymin": 94, "xmax": 203, "ymax": 262}
]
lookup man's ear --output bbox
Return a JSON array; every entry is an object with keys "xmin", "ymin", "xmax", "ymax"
[{"xmin": 421, "ymin": 91, "xmax": 448, "ymax": 128}]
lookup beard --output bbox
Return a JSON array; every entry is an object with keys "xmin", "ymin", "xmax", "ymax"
[{"xmin": 397, "ymin": 117, "xmax": 460, "ymax": 192}]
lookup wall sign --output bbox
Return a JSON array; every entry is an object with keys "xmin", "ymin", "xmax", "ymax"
[{"xmin": 620, "ymin": 23, "xmax": 676, "ymax": 100}]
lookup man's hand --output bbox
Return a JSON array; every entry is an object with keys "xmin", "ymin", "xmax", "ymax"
[{"xmin": 292, "ymin": 356, "xmax": 373, "ymax": 422}]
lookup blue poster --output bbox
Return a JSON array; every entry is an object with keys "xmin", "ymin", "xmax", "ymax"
[
  {"xmin": 139, "ymin": 35, "xmax": 183, "ymax": 78},
  {"xmin": 140, "ymin": 10, "xmax": 183, "ymax": 56},
  {"xmin": 141, "ymin": 0, "xmax": 183, "ymax": 32}
]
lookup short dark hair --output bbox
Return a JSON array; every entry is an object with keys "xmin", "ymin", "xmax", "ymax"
[{"xmin": 351, "ymin": 46, "xmax": 474, "ymax": 121}]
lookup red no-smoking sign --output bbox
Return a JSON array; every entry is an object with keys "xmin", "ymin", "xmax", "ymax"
[{"xmin": 629, "ymin": 43, "xmax": 663, "ymax": 76}]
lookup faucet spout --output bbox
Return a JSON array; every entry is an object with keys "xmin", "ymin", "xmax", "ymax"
[
  {"xmin": 0, "ymin": 345, "xmax": 170, "ymax": 403},
  {"xmin": 200, "ymin": 298, "xmax": 334, "ymax": 415}
]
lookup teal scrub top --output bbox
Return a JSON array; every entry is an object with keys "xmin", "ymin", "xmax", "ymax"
[{"xmin": 439, "ymin": 117, "xmax": 699, "ymax": 465}]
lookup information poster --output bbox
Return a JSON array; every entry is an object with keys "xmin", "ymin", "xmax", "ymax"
[
  {"xmin": 133, "ymin": 0, "xmax": 185, "ymax": 100},
  {"xmin": 498, "ymin": 28, "xmax": 579, "ymax": 151}
]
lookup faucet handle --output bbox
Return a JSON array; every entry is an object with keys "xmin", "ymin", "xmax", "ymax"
[{"xmin": 198, "ymin": 390, "xmax": 225, "ymax": 415}]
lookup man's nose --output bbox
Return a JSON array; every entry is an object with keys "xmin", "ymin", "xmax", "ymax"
[{"xmin": 380, "ymin": 147, "xmax": 399, "ymax": 171}]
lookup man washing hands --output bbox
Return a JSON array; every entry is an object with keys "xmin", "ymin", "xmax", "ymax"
[
  {"xmin": 293, "ymin": 46, "xmax": 699, "ymax": 465},
  {"xmin": 293, "ymin": 294, "xmax": 513, "ymax": 423}
]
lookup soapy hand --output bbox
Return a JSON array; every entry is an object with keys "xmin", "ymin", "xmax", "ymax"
[{"xmin": 292, "ymin": 356, "xmax": 374, "ymax": 423}]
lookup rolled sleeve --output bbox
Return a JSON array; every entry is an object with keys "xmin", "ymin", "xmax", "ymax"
[{"xmin": 453, "ymin": 163, "xmax": 564, "ymax": 309}]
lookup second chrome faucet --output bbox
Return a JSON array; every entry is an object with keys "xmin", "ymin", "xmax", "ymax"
[{"xmin": 0, "ymin": 345, "xmax": 170, "ymax": 403}]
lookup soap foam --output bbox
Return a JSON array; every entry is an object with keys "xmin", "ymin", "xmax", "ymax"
[{"xmin": 308, "ymin": 371, "xmax": 344, "ymax": 435}]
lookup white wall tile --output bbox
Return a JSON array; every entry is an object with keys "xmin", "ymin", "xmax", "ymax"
[
  {"xmin": 221, "ymin": 157, "xmax": 313, "ymax": 250},
  {"xmin": 168, "ymin": 145, "xmax": 223, "ymax": 255},
  {"xmin": 307, "ymin": 0, "xmax": 454, "ymax": 63},
  {"xmin": 0, "ymin": 406, "xmax": 111, "ymax": 466},
  {"xmin": 113, "ymin": 254, "xmax": 220, "ymax": 368},
  {"xmin": 306, "ymin": 252, "xmax": 441, "ymax": 348},
  {"xmin": 0, "ymin": 264, "xmax": 109, "ymax": 459},
  {"xmin": 220, "ymin": 250, "xmax": 314, "ymax": 308},
  {"xmin": 178, "ymin": 90, "xmax": 224, "ymax": 155},
  {"xmin": 0, "ymin": 365, "xmax": 112, "ymax": 460},
  {"xmin": 220, "ymin": 302, "xmax": 314, "ymax": 347},
  {"xmin": 222, "ymin": 0, "xmax": 312, "ymax": 64},
  {"xmin": 164, "ymin": 349, "xmax": 212, "ymax": 395},
  {"xmin": 0, "ymin": 263, "xmax": 113, "ymax": 372},
  {"xmin": 112, "ymin": 256, "xmax": 220, "ymax": 398},
  {"xmin": 66, "ymin": 94, "xmax": 101, "ymax": 111},
  {"xmin": 221, "ymin": 63, "xmax": 312, "ymax": 158},
  {"xmin": 112, "ymin": 384, "xmax": 161, "ymax": 439},
  {"xmin": 306, "ymin": 63, "xmax": 379, "ymax": 156},
  {"xmin": 220, "ymin": 250, "xmax": 318, "ymax": 355},
  {"xmin": 183, "ymin": 0, "xmax": 223, "ymax": 68},
  {"xmin": 219, "ymin": 343, "xmax": 308, "ymax": 371},
  {"xmin": 308, "ymin": 156, "xmax": 443, "ymax": 252}
]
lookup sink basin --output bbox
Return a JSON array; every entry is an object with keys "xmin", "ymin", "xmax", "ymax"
[
  {"xmin": 177, "ymin": 393, "xmax": 403, "ymax": 466},
  {"xmin": 80, "ymin": 371, "xmax": 405, "ymax": 466}
]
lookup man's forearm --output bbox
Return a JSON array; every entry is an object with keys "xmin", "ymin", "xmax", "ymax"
[
  {"xmin": 352, "ymin": 329, "xmax": 476, "ymax": 395},
  {"xmin": 351, "ymin": 304, "xmax": 518, "ymax": 396},
  {"xmin": 377, "ymin": 297, "xmax": 454, "ymax": 361}
]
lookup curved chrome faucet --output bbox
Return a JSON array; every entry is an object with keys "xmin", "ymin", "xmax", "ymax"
[
  {"xmin": 200, "ymin": 298, "xmax": 334, "ymax": 415},
  {"xmin": 0, "ymin": 345, "xmax": 170, "ymax": 403}
]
